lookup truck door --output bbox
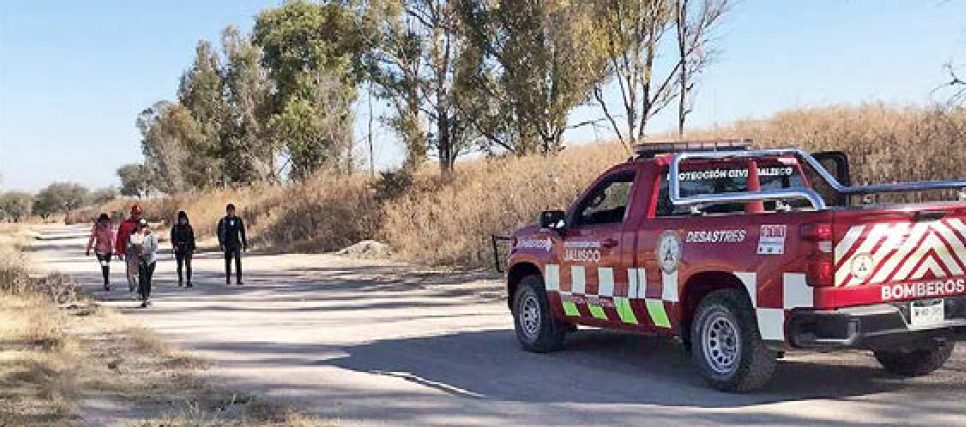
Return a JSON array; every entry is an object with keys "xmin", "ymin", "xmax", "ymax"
[{"xmin": 558, "ymin": 168, "xmax": 638, "ymax": 324}]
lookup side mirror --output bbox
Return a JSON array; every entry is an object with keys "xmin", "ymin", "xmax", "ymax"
[{"xmin": 539, "ymin": 210, "xmax": 566, "ymax": 230}]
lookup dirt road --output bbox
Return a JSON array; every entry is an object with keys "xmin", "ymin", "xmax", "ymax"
[{"xmin": 32, "ymin": 225, "xmax": 966, "ymax": 426}]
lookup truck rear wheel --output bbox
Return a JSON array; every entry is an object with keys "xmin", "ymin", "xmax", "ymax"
[
  {"xmin": 512, "ymin": 275, "xmax": 566, "ymax": 353},
  {"xmin": 873, "ymin": 340, "xmax": 954, "ymax": 377},
  {"xmin": 691, "ymin": 289, "xmax": 777, "ymax": 392}
]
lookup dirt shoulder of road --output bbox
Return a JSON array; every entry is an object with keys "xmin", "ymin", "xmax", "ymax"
[{"xmin": 0, "ymin": 225, "xmax": 336, "ymax": 426}]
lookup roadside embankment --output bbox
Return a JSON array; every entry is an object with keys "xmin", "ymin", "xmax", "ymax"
[{"xmin": 82, "ymin": 103, "xmax": 966, "ymax": 269}]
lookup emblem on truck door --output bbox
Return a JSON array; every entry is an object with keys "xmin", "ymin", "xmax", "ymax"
[{"xmin": 658, "ymin": 231, "xmax": 683, "ymax": 274}]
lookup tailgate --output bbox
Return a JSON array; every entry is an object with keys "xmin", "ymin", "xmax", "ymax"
[{"xmin": 827, "ymin": 203, "xmax": 966, "ymax": 307}]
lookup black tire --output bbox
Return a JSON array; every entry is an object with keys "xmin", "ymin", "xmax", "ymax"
[
  {"xmin": 874, "ymin": 340, "xmax": 955, "ymax": 377},
  {"xmin": 691, "ymin": 289, "xmax": 777, "ymax": 392},
  {"xmin": 512, "ymin": 275, "xmax": 567, "ymax": 353}
]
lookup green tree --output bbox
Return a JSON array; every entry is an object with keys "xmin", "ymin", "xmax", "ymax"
[
  {"xmin": 268, "ymin": 72, "xmax": 355, "ymax": 180},
  {"xmin": 117, "ymin": 164, "xmax": 153, "ymax": 198},
  {"xmin": 254, "ymin": 0, "xmax": 370, "ymax": 179},
  {"xmin": 178, "ymin": 40, "xmax": 228, "ymax": 186},
  {"xmin": 367, "ymin": 0, "xmax": 428, "ymax": 170},
  {"xmin": 459, "ymin": 0, "xmax": 611, "ymax": 155},
  {"xmin": 88, "ymin": 187, "xmax": 119, "ymax": 206},
  {"xmin": 0, "ymin": 192, "xmax": 34, "ymax": 222},
  {"xmin": 137, "ymin": 102, "xmax": 206, "ymax": 192},
  {"xmin": 222, "ymin": 26, "xmax": 276, "ymax": 183},
  {"xmin": 367, "ymin": 0, "xmax": 474, "ymax": 176},
  {"xmin": 33, "ymin": 183, "xmax": 89, "ymax": 218}
]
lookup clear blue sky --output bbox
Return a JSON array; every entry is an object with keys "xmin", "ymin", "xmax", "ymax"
[{"xmin": 1, "ymin": 0, "xmax": 964, "ymax": 192}]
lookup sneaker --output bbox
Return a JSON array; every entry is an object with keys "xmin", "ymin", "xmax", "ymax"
[
  {"xmin": 140, "ymin": 301, "xmax": 148, "ymax": 308},
  {"xmin": 186, "ymin": 282, "xmax": 193, "ymax": 288}
]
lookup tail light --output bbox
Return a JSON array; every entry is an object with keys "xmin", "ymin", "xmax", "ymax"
[
  {"xmin": 800, "ymin": 223, "xmax": 832, "ymax": 241},
  {"xmin": 802, "ymin": 223, "xmax": 834, "ymax": 287}
]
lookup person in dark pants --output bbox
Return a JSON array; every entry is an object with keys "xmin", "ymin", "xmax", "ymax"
[
  {"xmin": 170, "ymin": 211, "xmax": 196, "ymax": 287},
  {"xmin": 217, "ymin": 203, "xmax": 247, "ymax": 285},
  {"xmin": 85, "ymin": 213, "xmax": 115, "ymax": 291},
  {"xmin": 129, "ymin": 219, "xmax": 158, "ymax": 308}
]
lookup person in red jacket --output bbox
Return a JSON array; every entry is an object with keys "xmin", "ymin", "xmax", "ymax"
[{"xmin": 115, "ymin": 204, "xmax": 143, "ymax": 293}]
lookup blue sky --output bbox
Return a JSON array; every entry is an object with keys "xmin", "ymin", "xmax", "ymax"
[{"xmin": 1, "ymin": 0, "xmax": 965, "ymax": 192}]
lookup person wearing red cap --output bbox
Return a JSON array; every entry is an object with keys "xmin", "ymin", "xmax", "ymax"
[{"xmin": 115, "ymin": 204, "xmax": 143, "ymax": 292}]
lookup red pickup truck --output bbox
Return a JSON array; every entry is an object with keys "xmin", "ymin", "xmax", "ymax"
[{"xmin": 504, "ymin": 140, "xmax": 966, "ymax": 392}]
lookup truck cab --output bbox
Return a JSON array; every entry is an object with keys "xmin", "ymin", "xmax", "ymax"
[{"xmin": 505, "ymin": 139, "xmax": 966, "ymax": 392}]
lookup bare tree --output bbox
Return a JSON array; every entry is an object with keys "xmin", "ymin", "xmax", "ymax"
[
  {"xmin": 675, "ymin": 0, "xmax": 730, "ymax": 136},
  {"xmin": 593, "ymin": 0, "xmax": 731, "ymax": 149},
  {"xmin": 593, "ymin": 0, "xmax": 677, "ymax": 151},
  {"xmin": 368, "ymin": 0, "xmax": 471, "ymax": 176},
  {"xmin": 942, "ymin": 62, "xmax": 966, "ymax": 106}
]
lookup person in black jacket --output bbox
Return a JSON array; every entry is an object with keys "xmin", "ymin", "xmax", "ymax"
[
  {"xmin": 170, "ymin": 211, "xmax": 196, "ymax": 287},
  {"xmin": 217, "ymin": 203, "xmax": 247, "ymax": 285}
]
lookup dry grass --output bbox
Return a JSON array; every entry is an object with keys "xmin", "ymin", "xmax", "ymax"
[
  {"xmin": 93, "ymin": 186, "xmax": 285, "ymax": 239},
  {"xmin": 86, "ymin": 103, "xmax": 966, "ymax": 268},
  {"xmin": 384, "ymin": 104, "xmax": 965, "ymax": 267},
  {"xmin": 690, "ymin": 103, "xmax": 966, "ymax": 202},
  {"xmin": 0, "ymin": 295, "xmax": 80, "ymax": 425},
  {"xmin": 0, "ymin": 226, "xmax": 334, "ymax": 426},
  {"xmin": 247, "ymin": 175, "xmax": 381, "ymax": 252},
  {"xmin": 382, "ymin": 143, "xmax": 627, "ymax": 266}
]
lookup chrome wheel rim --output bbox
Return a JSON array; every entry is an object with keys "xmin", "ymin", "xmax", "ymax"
[
  {"xmin": 702, "ymin": 311, "xmax": 740, "ymax": 375},
  {"xmin": 520, "ymin": 293, "xmax": 541, "ymax": 341}
]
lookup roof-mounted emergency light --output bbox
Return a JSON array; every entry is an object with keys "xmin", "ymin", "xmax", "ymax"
[{"xmin": 634, "ymin": 138, "xmax": 753, "ymax": 159}]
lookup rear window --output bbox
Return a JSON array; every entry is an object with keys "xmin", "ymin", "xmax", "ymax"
[{"xmin": 655, "ymin": 162, "xmax": 807, "ymax": 216}]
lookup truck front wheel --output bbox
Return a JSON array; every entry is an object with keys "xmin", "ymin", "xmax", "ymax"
[
  {"xmin": 512, "ymin": 275, "xmax": 567, "ymax": 353},
  {"xmin": 691, "ymin": 289, "xmax": 777, "ymax": 392},
  {"xmin": 873, "ymin": 340, "xmax": 954, "ymax": 377}
]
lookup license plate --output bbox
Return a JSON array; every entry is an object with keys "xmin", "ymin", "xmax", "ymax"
[{"xmin": 910, "ymin": 299, "xmax": 945, "ymax": 329}]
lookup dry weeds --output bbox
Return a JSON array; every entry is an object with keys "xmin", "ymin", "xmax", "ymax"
[
  {"xmin": 0, "ymin": 227, "xmax": 335, "ymax": 426},
  {"xmin": 85, "ymin": 104, "xmax": 965, "ymax": 268}
]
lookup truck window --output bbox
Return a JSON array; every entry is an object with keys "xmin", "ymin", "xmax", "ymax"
[
  {"xmin": 655, "ymin": 163, "xmax": 807, "ymax": 217},
  {"xmin": 573, "ymin": 171, "xmax": 636, "ymax": 226}
]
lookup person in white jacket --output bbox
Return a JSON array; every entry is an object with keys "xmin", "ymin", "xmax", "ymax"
[{"xmin": 129, "ymin": 219, "xmax": 158, "ymax": 308}]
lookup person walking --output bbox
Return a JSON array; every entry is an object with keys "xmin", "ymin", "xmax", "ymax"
[
  {"xmin": 170, "ymin": 211, "xmax": 196, "ymax": 288},
  {"xmin": 85, "ymin": 213, "xmax": 115, "ymax": 291},
  {"xmin": 129, "ymin": 219, "xmax": 158, "ymax": 308},
  {"xmin": 115, "ymin": 205, "xmax": 143, "ymax": 293},
  {"xmin": 217, "ymin": 203, "xmax": 247, "ymax": 285}
]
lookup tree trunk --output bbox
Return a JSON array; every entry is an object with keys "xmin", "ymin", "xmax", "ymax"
[
  {"xmin": 438, "ymin": 112, "xmax": 454, "ymax": 177},
  {"xmin": 368, "ymin": 83, "xmax": 376, "ymax": 177}
]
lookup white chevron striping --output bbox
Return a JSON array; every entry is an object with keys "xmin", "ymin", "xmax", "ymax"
[
  {"xmin": 837, "ymin": 223, "xmax": 890, "ymax": 286},
  {"xmin": 835, "ymin": 224, "xmax": 866, "ymax": 264},
  {"xmin": 867, "ymin": 222, "xmax": 931, "ymax": 285},
  {"xmin": 934, "ymin": 220, "xmax": 966, "ymax": 272},
  {"xmin": 846, "ymin": 222, "xmax": 909, "ymax": 286},
  {"xmin": 911, "ymin": 257, "xmax": 947, "ymax": 281},
  {"xmin": 893, "ymin": 231, "xmax": 960, "ymax": 282}
]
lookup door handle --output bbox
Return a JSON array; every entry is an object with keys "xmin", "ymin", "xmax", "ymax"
[{"xmin": 602, "ymin": 238, "xmax": 619, "ymax": 248}]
